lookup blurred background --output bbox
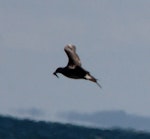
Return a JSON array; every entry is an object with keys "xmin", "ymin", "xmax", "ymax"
[{"xmin": 0, "ymin": 0, "xmax": 150, "ymax": 131}]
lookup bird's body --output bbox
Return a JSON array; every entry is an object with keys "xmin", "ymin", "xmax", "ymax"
[{"xmin": 53, "ymin": 44, "xmax": 101, "ymax": 88}]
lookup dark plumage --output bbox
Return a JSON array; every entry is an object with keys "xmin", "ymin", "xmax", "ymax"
[{"xmin": 53, "ymin": 44, "xmax": 101, "ymax": 88}]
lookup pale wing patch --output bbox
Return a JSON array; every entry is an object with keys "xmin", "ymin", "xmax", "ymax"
[{"xmin": 84, "ymin": 74, "xmax": 92, "ymax": 80}]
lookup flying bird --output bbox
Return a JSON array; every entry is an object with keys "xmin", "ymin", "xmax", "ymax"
[{"xmin": 53, "ymin": 44, "xmax": 101, "ymax": 88}]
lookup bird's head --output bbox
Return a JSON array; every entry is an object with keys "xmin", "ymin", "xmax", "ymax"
[{"xmin": 53, "ymin": 67, "xmax": 63, "ymax": 78}]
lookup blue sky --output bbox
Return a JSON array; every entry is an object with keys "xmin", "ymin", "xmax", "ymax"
[{"xmin": 0, "ymin": 0, "xmax": 150, "ymax": 121}]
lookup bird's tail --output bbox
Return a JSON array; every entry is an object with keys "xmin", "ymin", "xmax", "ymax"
[{"xmin": 85, "ymin": 74, "xmax": 102, "ymax": 88}]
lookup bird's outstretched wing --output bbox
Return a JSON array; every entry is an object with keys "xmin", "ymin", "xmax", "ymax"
[{"xmin": 64, "ymin": 44, "xmax": 82, "ymax": 68}]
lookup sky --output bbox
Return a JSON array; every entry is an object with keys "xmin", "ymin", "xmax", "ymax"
[{"xmin": 0, "ymin": 0, "xmax": 150, "ymax": 121}]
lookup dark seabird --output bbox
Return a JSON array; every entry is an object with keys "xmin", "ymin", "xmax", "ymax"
[{"xmin": 53, "ymin": 44, "xmax": 101, "ymax": 88}]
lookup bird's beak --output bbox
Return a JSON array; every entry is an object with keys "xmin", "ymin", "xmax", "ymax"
[{"xmin": 53, "ymin": 72, "xmax": 59, "ymax": 78}]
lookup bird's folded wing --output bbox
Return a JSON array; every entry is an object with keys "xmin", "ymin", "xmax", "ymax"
[{"xmin": 64, "ymin": 45, "xmax": 82, "ymax": 68}]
